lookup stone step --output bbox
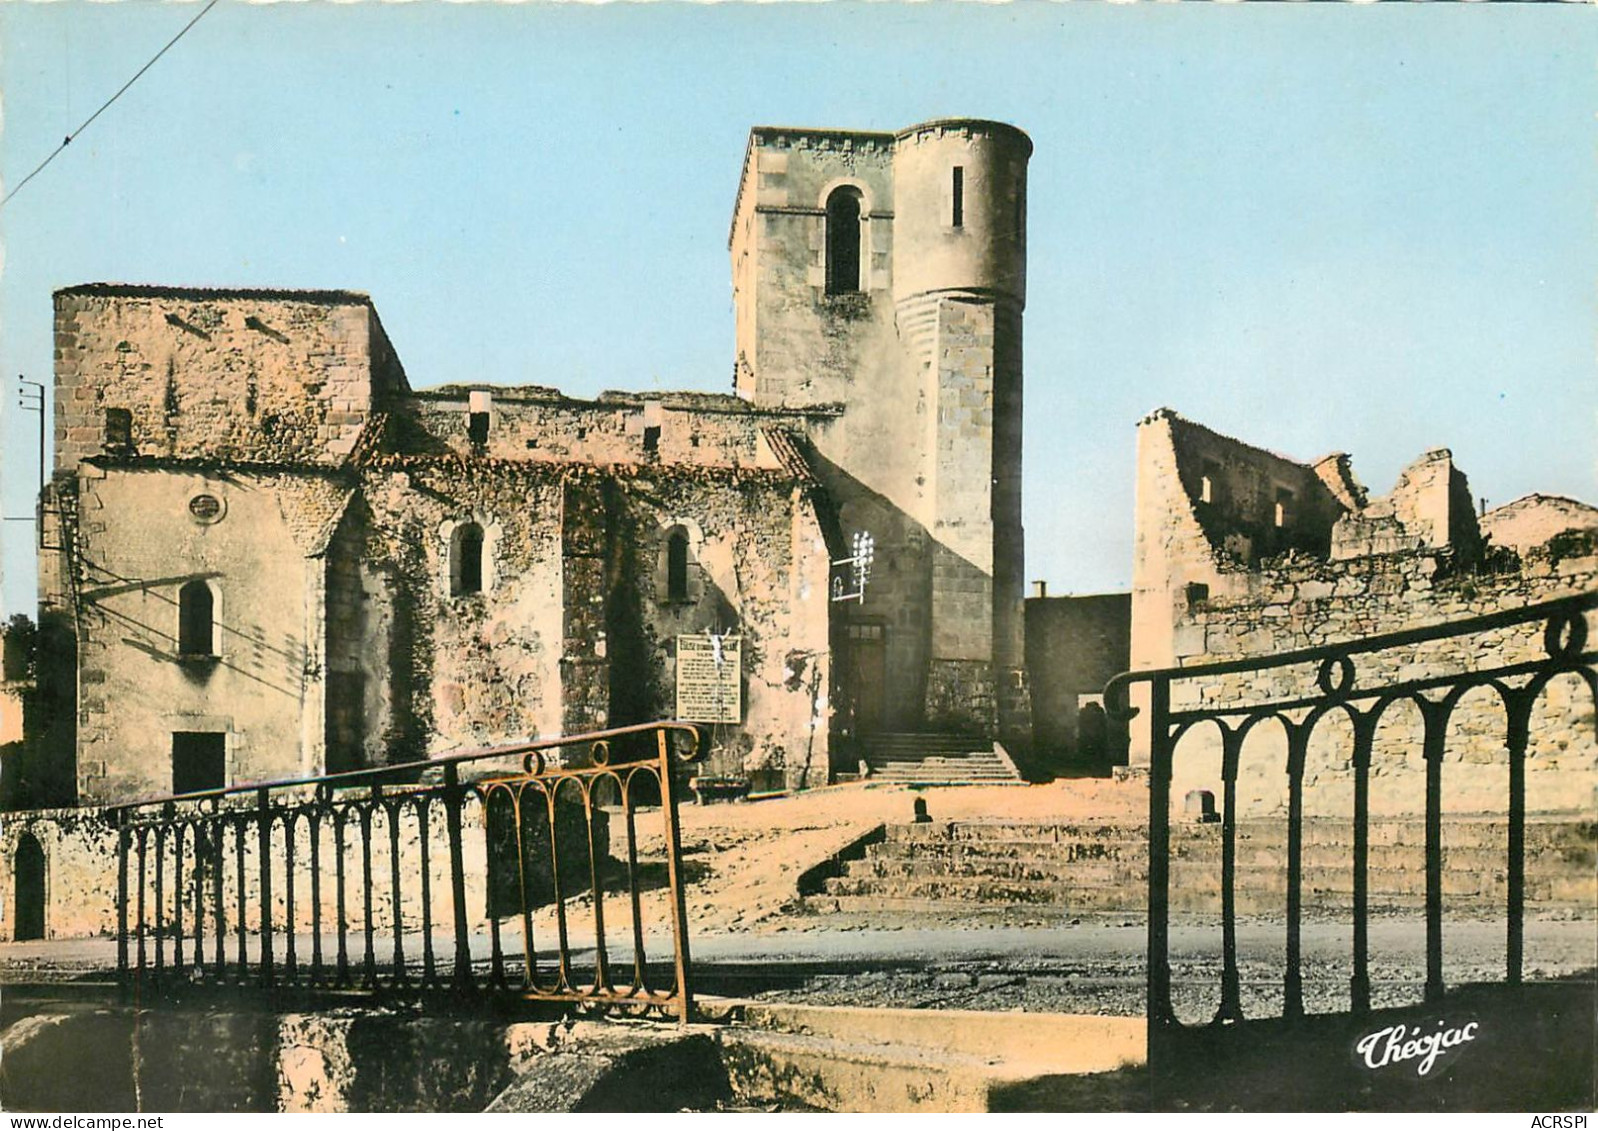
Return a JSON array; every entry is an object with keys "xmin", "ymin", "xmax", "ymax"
[
  {"xmin": 869, "ymin": 760, "xmax": 1016, "ymax": 769},
  {"xmin": 721, "ymin": 1028, "xmax": 997, "ymax": 1112},
  {"xmin": 821, "ymin": 870, "xmax": 1597, "ymax": 910},
  {"xmin": 721, "ymin": 1004, "xmax": 1146, "ymax": 1113},
  {"xmin": 811, "ymin": 886, "xmax": 1593, "ymax": 919},
  {"xmin": 864, "ymin": 731, "xmax": 985, "ymax": 747},
  {"xmin": 861, "ymin": 840, "xmax": 1588, "ymax": 876},
  {"xmin": 859, "ymin": 735, "xmax": 1024, "ymax": 785},
  {"xmin": 881, "ymin": 820, "xmax": 1595, "ymax": 853},
  {"xmin": 869, "ymin": 769, "xmax": 1016, "ymax": 776}
]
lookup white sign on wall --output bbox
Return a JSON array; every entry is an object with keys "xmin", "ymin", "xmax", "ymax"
[{"xmin": 675, "ymin": 634, "xmax": 741, "ymax": 723}]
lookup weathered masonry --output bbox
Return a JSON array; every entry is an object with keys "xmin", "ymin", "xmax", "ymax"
[
  {"xmin": 1129, "ymin": 408, "xmax": 1598, "ymax": 818},
  {"xmin": 31, "ymin": 118, "xmax": 1033, "ymax": 810}
]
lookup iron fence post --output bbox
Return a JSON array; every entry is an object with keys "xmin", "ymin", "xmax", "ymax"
[{"xmin": 658, "ymin": 725, "xmax": 696, "ymax": 1024}]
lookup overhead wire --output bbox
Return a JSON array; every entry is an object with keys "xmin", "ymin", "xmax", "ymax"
[{"xmin": 0, "ymin": 0, "xmax": 223, "ymax": 212}]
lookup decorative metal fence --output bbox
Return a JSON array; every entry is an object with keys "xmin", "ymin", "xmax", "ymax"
[
  {"xmin": 110, "ymin": 721, "xmax": 702, "ymax": 1022},
  {"xmin": 1105, "ymin": 593, "xmax": 1598, "ymax": 1044}
]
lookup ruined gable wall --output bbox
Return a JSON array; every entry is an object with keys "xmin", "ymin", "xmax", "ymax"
[
  {"xmin": 70, "ymin": 467, "xmax": 338, "ymax": 804},
  {"xmin": 54, "ymin": 288, "xmax": 391, "ymax": 470},
  {"xmin": 1132, "ymin": 410, "xmax": 1348, "ymax": 760},
  {"xmin": 1166, "ymin": 549, "xmax": 1598, "ymax": 819}
]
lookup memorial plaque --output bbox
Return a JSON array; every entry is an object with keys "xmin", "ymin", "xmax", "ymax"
[{"xmin": 675, "ymin": 634, "xmax": 741, "ymax": 723}]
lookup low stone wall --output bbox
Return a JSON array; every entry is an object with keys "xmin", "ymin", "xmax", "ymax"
[
  {"xmin": 0, "ymin": 788, "xmax": 613, "ymax": 944},
  {"xmin": 1165, "ymin": 553, "xmax": 1598, "ymax": 820}
]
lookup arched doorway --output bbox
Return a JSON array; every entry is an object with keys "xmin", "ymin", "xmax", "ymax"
[{"xmin": 13, "ymin": 831, "xmax": 45, "ymax": 940}]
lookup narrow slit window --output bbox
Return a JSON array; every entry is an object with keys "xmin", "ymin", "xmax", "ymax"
[
  {"xmin": 667, "ymin": 528, "xmax": 690, "ymax": 602},
  {"xmin": 1274, "ymin": 489, "xmax": 1293, "ymax": 529},
  {"xmin": 825, "ymin": 187, "xmax": 863, "ymax": 295},
  {"xmin": 951, "ymin": 166, "xmax": 964, "ymax": 228},
  {"xmin": 453, "ymin": 522, "xmax": 485, "ymax": 596},
  {"xmin": 178, "ymin": 580, "xmax": 215, "ymax": 656}
]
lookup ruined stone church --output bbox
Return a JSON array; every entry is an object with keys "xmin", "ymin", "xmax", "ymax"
[{"xmin": 36, "ymin": 119, "xmax": 1034, "ymax": 806}]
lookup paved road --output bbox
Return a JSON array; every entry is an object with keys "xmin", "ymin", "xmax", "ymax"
[{"xmin": 4, "ymin": 916, "xmax": 1590, "ymax": 1020}]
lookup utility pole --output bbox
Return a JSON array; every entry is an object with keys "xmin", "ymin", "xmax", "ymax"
[{"xmin": 17, "ymin": 377, "xmax": 45, "ymax": 547}]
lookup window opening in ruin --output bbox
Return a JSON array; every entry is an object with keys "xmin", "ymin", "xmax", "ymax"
[
  {"xmin": 12, "ymin": 831, "xmax": 45, "ymax": 941},
  {"xmin": 453, "ymin": 522, "xmax": 485, "ymax": 596},
  {"xmin": 104, "ymin": 408, "xmax": 133, "ymax": 453},
  {"xmin": 666, "ymin": 528, "xmax": 690, "ymax": 602},
  {"xmin": 172, "ymin": 731, "xmax": 226, "ymax": 795},
  {"xmin": 825, "ymin": 186, "xmax": 863, "ymax": 296},
  {"xmin": 643, "ymin": 425, "xmax": 661, "ymax": 454},
  {"xmin": 1274, "ymin": 488, "xmax": 1293, "ymax": 529},
  {"xmin": 178, "ymin": 580, "xmax": 216, "ymax": 656},
  {"xmin": 468, "ymin": 412, "xmax": 490, "ymax": 447},
  {"xmin": 1200, "ymin": 476, "xmax": 1213, "ymax": 505},
  {"xmin": 1185, "ymin": 582, "xmax": 1210, "ymax": 612},
  {"xmin": 951, "ymin": 166, "xmax": 965, "ymax": 228}
]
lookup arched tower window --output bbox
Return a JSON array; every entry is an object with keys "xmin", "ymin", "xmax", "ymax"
[
  {"xmin": 825, "ymin": 186, "xmax": 863, "ymax": 296},
  {"xmin": 178, "ymin": 580, "xmax": 215, "ymax": 656},
  {"xmin": 452, "ymin": 522, "xmax": 485, "ymax": 596},
  {"xmin": 666, "ymin": 528, "xmax": 690, "ymax": 603}
]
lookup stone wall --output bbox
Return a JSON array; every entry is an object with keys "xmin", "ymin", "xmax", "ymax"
[
  {"xmin": 397, "ymin": 387, "xmax": 831, "ymax": 471},
  {"xmin": 334, "ymin": 460, "xmax": 830, "ymax": 789},
  {"xmin": 65, "ymin": 466, "xmax": 347, "ymax": 803},
  {"xmin": 1, "ymin": 807, "xmax": 123, "ymax": 938},
  {"xmin": 1131, "ymin": 409, "xmax": 1598, "ymax": 819},
  {"xmin": 1024, "ymin": 592, "xmax": 1131, "ymax": 768},
  {"xmin": 1165, "ymin": 550, "xmax": 1598, "ymax": 819},
  {"xmin": 594, "ymin": 470, "xmax": 832, "ymax": 788},
  {"xmin": 0, "ymin": 787, "xmax": 631, "ymax": 944},
  {"xmin": 52, "ymin": 286, "xmax": 405, "ymax": 470},
  {"xmin": 350, "ymin": 462, "xmax": 567, "ymax": 761}
]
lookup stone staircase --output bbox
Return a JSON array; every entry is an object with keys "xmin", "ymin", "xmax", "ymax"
[
  {"xmin": 808, "ymin": 818, "xmax": 1598, "ymax": 920},
  {"xmin": 859, "ymin": 733, "xmax": 1023, "ymax": 785}
]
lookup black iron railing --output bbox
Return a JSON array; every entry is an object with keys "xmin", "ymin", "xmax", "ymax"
[
  {"xmin": 110, "ymin": 721, "xmax": 702, "ymax": 1022},
  {"xmin": 1105, "ymin": 592, "xmax": 1598, "ymax": 1034}
]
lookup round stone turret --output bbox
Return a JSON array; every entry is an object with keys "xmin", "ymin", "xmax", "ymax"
[{"xmin": 890, "ymin": 119, "xmax": 1032, "ymax": 310}]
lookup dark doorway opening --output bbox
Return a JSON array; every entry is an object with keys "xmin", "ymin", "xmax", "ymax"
[
  {"xmin": 845, "ymin": 621, "xmax": 887, "ymax": 736},
  {"xmin": 172, "ymin": 731, "xmax": 226, "ymax": 794},
  {"xmin": 13, "ymin": 831, "xmax": 45, "ymax": 941},
  {"xmin": 1077, "ymin": 702, "xmax": 1108, "ymax": 767}
]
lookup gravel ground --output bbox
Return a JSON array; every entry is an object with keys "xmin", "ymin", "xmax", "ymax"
[{"xmin": 688, "ymin": 916, "xmax": 1598, "ymax": 1019}]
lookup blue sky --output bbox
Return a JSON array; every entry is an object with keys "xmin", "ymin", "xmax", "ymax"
[{"xmin": 2, "ymin": 1, "xmax": 1594, "ymax": 617}]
